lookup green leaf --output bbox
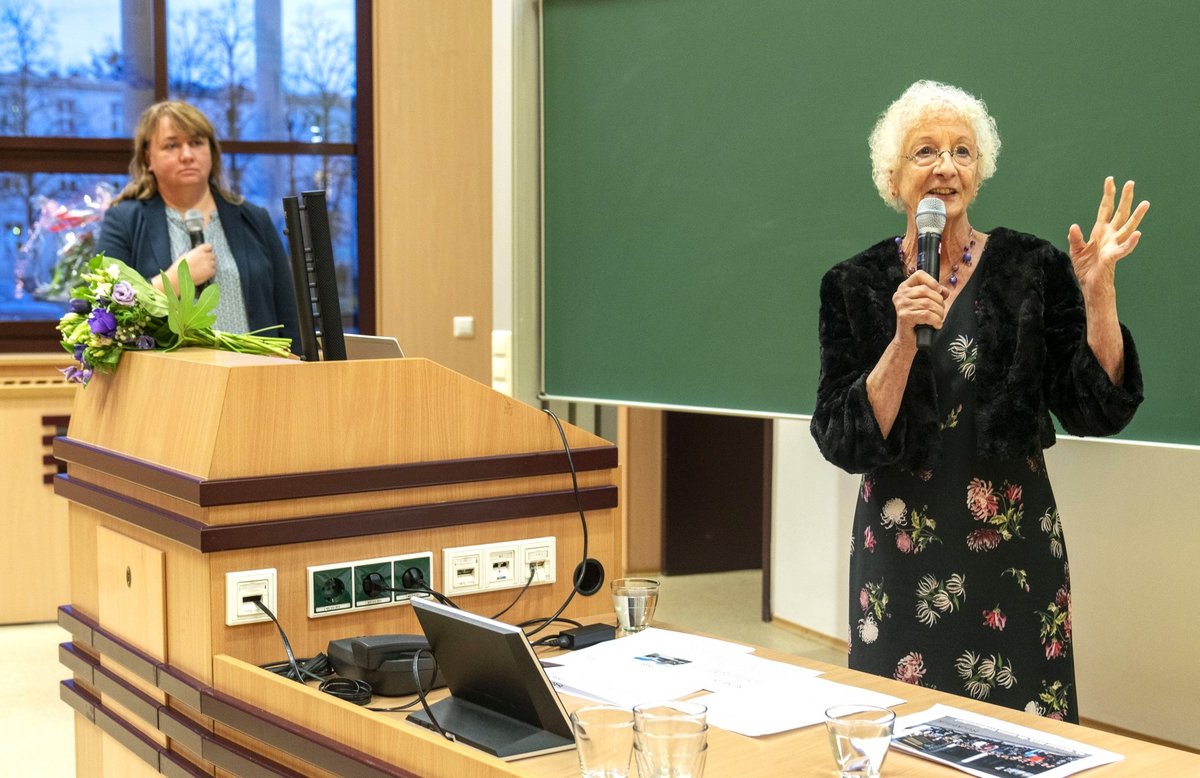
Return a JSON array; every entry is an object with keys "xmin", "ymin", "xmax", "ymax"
[{"xmin": 161, "ymin": 260, "xmax": 218, "ymax": 348}]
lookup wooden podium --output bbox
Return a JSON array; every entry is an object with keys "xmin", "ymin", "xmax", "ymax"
[{"xmin": 53, "ymin": 349, "xmax": 621, "ymax": 777}]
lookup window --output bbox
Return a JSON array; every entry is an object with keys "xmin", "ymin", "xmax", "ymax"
[{"xmin": 0, "ymin": 0, "xmax": 373, "ymax": 350}]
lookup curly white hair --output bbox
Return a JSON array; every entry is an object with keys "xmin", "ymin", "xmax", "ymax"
[{"xmin": 869, "ymin": 80, "xmax": 1001, "ymax": 212}]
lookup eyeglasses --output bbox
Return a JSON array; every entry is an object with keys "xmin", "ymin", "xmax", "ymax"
[{"xmin": 902, "ymin": 144, "xmax": 980, "ymax": 167}]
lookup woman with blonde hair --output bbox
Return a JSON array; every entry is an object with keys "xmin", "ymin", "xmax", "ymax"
[
  {"xmin": 97, "ymin": 100, "xmax": 299, "ymax": 351},
  {"xmin": 812, "ymin": 80, "xmax": 1147, "ymax": 721}
]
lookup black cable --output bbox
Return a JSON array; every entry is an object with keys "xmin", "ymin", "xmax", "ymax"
[
  {"xmin": 261, "ymin": 652, "xmax": 335, "ymax": 680},
  {"xmin": 366, "ymin": 697, "xmax": 423, "ymax": 713},
  {"xmin": 254, "ymin": 599, "xmax": 325, "ymax": 684},
  {"xmin": 361, "ymin": 569, "xmax": 459, "ymax": 609},
  {"xmin": 255, "ymin": 599, "xmax": 374, "ymax": 705},
  {"xmin": 490, "ymin": 563, "xmax": 538, "ymax": 620},
  {"xmin": 516, "ymin": 616, "xmax": 581, "ymax": 630},
  {"xmin": 411, "ymin": 648, "xmax": 450, "ymax": 740},
  {"xmin": 524, "ymin": 408, "xmax": 590, "ymax": 638}
]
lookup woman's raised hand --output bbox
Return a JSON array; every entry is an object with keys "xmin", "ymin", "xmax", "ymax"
[{"xmin": 1067, "ymin": 176, "xmax": 1149, "ymax": 295}]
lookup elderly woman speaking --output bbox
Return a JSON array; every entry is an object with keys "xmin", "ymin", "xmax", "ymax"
[{"xmin": 810, "ymin": 80, "xmax": 1147, "ymax": 721}]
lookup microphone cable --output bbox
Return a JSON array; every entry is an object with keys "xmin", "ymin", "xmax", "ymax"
[{"xmin": 523, "ymin": 407, "xmax": 591, "ymax": 639}]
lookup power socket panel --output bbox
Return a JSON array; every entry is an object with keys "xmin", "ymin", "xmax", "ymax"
[
  {"xmin": 307, "ymin": 551, "xmax": 434, "ymax": 619},
  {"xmin": 443, "ymin": 536, "xmax": 556, "ymax": 596}
]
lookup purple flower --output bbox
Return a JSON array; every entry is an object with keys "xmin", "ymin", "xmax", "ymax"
[
  {"xmin": 135, "ymin": 335, "xmax": 156, "ymax": 350},
  {"xmin": 87, "ymin": 308, "xmax": 117, "ymax": 336},
  {"xmin": 73, "ymin": 343, "xmax": 85, "ymax": 362},
  {"xmin": 58, "ymin": 365, "xmax": 84, "ymax": 384},
  {"xmin": 111, "ymin": 281, "xmax": 136, "ymax": 306},
  {"xmin": 69, "ymin": 298, "xmax": 90, "ymax": 314}
]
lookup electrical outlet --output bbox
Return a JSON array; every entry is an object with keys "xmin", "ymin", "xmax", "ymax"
[
  {"xmin": 393, "ymin": 552, "xmax": 433, "ymax": 601},
  {"xmin": 519, "ymin": 537, "xmax": 557, "ymax": 585},
  {"xmin": 308, "ymin": 563, "xmax": 353, "ymax": 616},
  {"xmin": 225, "ymin": 568, "xmax": 277, "ymax": 626},
  {"xmin": 353, "ymin": 558, "xmax": 394, "ymax": 607}
]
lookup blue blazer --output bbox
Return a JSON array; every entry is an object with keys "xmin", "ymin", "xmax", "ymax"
[{"xmin": 96, "ymin": 190, "xmax": 302, "ymax": 353}]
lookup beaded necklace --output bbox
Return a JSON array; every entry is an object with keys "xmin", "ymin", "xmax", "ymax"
[{"xmin": 895, "ymin": 230, "xmax": 976, "ymax": 287}]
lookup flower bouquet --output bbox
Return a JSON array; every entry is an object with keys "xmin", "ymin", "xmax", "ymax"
[{"xmin": 58, "ymin": 254, "xmax": 293, "ymax": 385}]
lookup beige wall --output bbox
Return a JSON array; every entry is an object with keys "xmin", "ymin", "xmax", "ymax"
[{"xmin": 374, "ymin": 0, "xmax": 494, "ymax": 385}]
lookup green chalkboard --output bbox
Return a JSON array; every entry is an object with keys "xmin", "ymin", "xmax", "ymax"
[{"xmin": 541, "ymin": 0, "xmax": 1196, "ymax": 444}]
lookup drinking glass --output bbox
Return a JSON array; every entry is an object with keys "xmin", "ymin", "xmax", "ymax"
[
  {"xmin": 570, "ymin": 705, "xmax": 634, "ymax": 778},
  {"xmin": 823, "ymin": 705, "xmax": 895, "ymax": 778},
  {"xmin": 611, "ymin": 577, "xmax": 660, "ymax": 634},
  {"xmin": 632, "ymin": 701, "xmax": 707, "ymax": 778}
]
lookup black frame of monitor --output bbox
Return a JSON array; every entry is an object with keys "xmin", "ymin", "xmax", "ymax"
[
  {"xmin": 408, "ymin": 598, "xmax": 575, "ymax": 760},
  {"xmin": 282, "ymin": 190, "xmax": 346, "ymax": 361}
]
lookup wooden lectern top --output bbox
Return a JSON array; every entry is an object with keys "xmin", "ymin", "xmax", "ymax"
[{"xmin": 65, "ymin": 349, "xmax": 607, "ymax": 479}]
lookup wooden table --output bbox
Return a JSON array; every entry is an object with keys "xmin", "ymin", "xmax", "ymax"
[{"xmin": 202, "ymin": 631, "xmax": 1200, "ymax": 777}]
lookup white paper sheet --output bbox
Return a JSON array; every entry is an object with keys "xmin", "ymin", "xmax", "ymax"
[{"xmin": 698, "ymin": 676, "xmax": 904, "ymax": 737}]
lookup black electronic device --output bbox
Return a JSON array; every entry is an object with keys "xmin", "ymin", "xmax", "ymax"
[
  {"xmin": 282, "ymin": 189, "xmax": 346, "ymax": 361},
  {"xmin": 407, "ymin": 598, "xmax": 575, "ymax": 760},
  {"xmin": 327, "ymin": 634, "xmax": 446, "ymax": 697}
]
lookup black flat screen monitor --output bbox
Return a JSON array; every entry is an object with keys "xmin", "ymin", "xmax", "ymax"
[
  {"xmin": 408, "ymin": 598, "xmax": 575, "ymax": 760},
  {"xmin": 282, "ymin": 189, "xmax": 346, "ymax": 361}
]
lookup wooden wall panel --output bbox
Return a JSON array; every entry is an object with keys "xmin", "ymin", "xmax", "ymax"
[{"xmin": 374, "ymin": 0, "xmax": 493, "ymax": 383}]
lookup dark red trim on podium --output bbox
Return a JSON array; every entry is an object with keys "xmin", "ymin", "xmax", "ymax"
[
  {"xmin": 54, "ymin": 436, "xmax": 617, "ymax": 506},
  {"xmin": 58, "ymin": 606, "xmax": 419, "ymax": 778},
  {"xmin": 54, "ymin": 474, "xmax": 618, "ymax": 553}
]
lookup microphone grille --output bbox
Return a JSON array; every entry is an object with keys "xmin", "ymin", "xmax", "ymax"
[
  {"xmin": 183, "ymin": 209, "xmax": 204, "ymax": 232},
  {"xmin": 915, "ymin": 197, "xmax": 947, "ymax": 235}
]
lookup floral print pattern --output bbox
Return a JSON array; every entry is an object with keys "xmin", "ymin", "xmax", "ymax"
[
  {"xmin": 915, "ymin": 573, "xmax": 966, "ymax": 626},
  {"xmin": 948, "ymin": 335, "xmax": 978, "ymax": 379},
  {"xmin": 956, "ymin": 650, "xmax": 1017, "ymax": 700},
  {"xmin": 846, "ymin": 271, "xmax": 1078, "ymax": 722}
]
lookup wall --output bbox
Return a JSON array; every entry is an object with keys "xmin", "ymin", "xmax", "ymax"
[
  {"xmin": 771, "ymin": 420, "xmax": 1200, "ymax": 749},
  {"xmin": 374, "ymin": 0, "xmax": 494, "ymax": 385}
]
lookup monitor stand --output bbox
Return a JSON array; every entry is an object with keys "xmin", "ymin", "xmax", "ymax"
[{"xmin": 408, "ymin": 698, "xmax": 574, "ymax": 761}]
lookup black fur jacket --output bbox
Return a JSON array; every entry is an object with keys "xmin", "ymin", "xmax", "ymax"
[{"xmin": 810, "ymin": 227, "xmax": 1144, "ymax": 474}]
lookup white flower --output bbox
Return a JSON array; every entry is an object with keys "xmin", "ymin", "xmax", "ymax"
[
  {"xmin": 881, "ymin": 498, "xmax": 907, "ymax": 528},
  {"xmin": 915, "ymin": 600, "xmax": 938, "ymax": 627},
  {"xmin": 932, "ymin": 591, "xmax": 952, "ymax": 612},
  {"xmin": 858, "ymin": 616, "xmax": 879, "ymax": 644},
  {"xmin": 945, "ymin": 573, "xmax": 966, "ymax": 596},
  {"xmin": 965, "ymin": 679, "xmax": 991, "ymax": 700},
  {"xmin": 107, "ymin": 263, "xmax": 121, "ymax": 278},
  {"xmin": 995, "ymin": 664, "xmax": 1017, "ymax": 689},
  {"xmin": 1025, "ymin": 701, "xmax": 1045, "ymax": 716},
  {"xmin": 916, "ymin": 574, "xmax": 938, "ymax": 597},
  {"xmin": 1050, "ymin": 538, "xmax": 1063, "ymax": 559}
]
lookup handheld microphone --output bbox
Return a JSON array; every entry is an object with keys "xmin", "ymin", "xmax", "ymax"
[
  {"xmin": 914, "ymin": 197, "xmax": 947, "ymax": 351},
  {"xmin": 183, "ymin": 209, "xmax": 205, "ymax": 249},
  {"xmin": 183, "ymin": 209, "xmax": 208, "ymax": 292}
]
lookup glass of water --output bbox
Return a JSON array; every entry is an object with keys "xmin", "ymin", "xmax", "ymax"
[
  {"xmin": 824, "ymin": 704, "xmax": 895, "ymax": 778},
  {"xmin": 611, "ymin": 577, "xmax": 660, "ymax": 634}
]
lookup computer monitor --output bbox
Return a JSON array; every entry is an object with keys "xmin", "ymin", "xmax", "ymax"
[
  {"xmin": 282, "ymin": 190, "xmax": 346, "ymax": 361},
  {"xmin": 408, "ymin": 598, "xmax": 575, "ymax": 760}
]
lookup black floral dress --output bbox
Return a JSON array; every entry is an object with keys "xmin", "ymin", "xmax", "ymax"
[{"xmin": 848, "ymin": 264, "xmax": 1078, "ymax": 722}]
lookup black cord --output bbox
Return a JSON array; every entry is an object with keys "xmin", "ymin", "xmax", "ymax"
[
  {"xmin": 254, "ymin": 599, "xmax": 325, "ymax": 684},
  {"xmin": 412, "ymin": 648, "xmax": 450, "ymax": 740},
  {"xmin": 516, "ymin": 616, "xmax": 581, "ymax": 630},
  {"xmin": 255, "ymin": 599, "xmax": 374, "ymax": 705},
  {"xmin": 490, "ymin": 563, "xmax": 538, "ymax": 620},
  {"xmin": 524, "ymin": 408, "xmax": 590, "ymax": 638},
  {"xmin": 361, "ymin": 570, "xmax": 460, "ymax": 609}
]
